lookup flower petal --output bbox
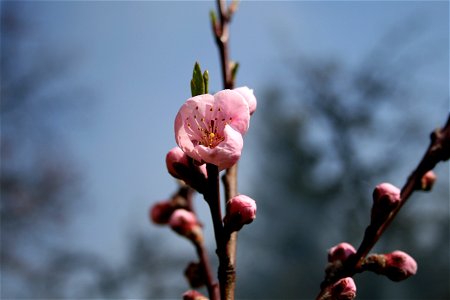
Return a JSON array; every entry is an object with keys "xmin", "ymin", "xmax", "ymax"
[
  {"xmin": 213, "ymin": 90, "xmax": 250, "ymax": 135},
  {"xmin": 195, "ymin": 125, "xmax": 243, "ymax": 170},
  {"xmin": 234, "ymin": 86, "xmax": 257, "ymax": 115},
  {"xmin": 175, "ymin": 94, "xmax": 215, "ymax": 163}
]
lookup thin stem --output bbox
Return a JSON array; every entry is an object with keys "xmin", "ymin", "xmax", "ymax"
[
  {"xmin": 222, "ymin": 165, "xmax": 238, "ymax": 299},
  {"xmin": 205, "ymin": 163, "xmax": 224, "ymax": 253},
  {"xmin": 213, "ymin": 0, "xmax": 234, "ymax": 89},
  {"xmin": 211, "ymin": 1, "xmax": 239, "ymax": 299},
  {"xmin": 206, "ymin": 163, "xmax": 236, "ymax": 300},
  {"xmin": 194, "ymin": 241, "xmax": 220, "ymax": 300},
  {"xmin": 204, "ymin": 163, "xmax": 226, "ymax": 300}
]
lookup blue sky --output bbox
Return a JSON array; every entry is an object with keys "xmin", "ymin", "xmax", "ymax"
[{"xmin": 13, "ymin": 0, "xmax": 449, "ymax": 271}]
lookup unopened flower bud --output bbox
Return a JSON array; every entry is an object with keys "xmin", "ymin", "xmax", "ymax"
[
  {"xmin": 169, "ymin": 209, "xmax": 203, "ymax": 243},
  {"xmin": 419, "ymin": 170, "xmax": 436, "ymax": 191},
  {"xmin": 182, "ymin": 290, "xmax": 208, "ymax": 300},
  {"xmin": 223, "ymin": 194, "xmax": 257, "ymax": 232},
  {"xmin": 234, "ymin": 86, "xmax": 257, "ymax": 115},
  {"xmin": 166, "ymin": 147, "xmax": 189, "ymax": 179},
  {"xmin": 328, "ymin": 242, "xmax": 356, "ymax": 263},
  {"xmin": 319, "ymin": 277, "xmax": 357, "ymax": 300},
  {"xmin": 363, "ymin": 251, "xmax": 417, "ymax": 282},
  {"xmin": 384, "ymin": 251, "xmax": 418, "ymax": 281},
  {"xmin": 184, "ymin": 262, "xmax": 206, "ymax": 288},
  {"xmin": 166, "ymin": 147, "xmax": 208, "ymax": 193},
  {"xmin": 371, "ymin": 183, "xmax": 401, "ymax": 223},
  {"xmin": 150, "ymin": 200, "xmax": 175, "ymax": 225}
]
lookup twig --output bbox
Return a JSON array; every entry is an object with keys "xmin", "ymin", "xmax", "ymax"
[
  {"xmin": 212, "ymin": 0, "xmax": 235, "ymax": 90},
  {"xmin": 211, "ymin": 1, "xmax": 239, "ymax": 299},
  {"xmin": 204, "ymin": 163, "xmax": 224, "ymax": 300},
  {"xmin": 222, "ymin": 166, "xmax": 238, "ymax": 300},
  {"xmin": 194, "ymin": 241, "xmax": 220, "ymax": 300}
]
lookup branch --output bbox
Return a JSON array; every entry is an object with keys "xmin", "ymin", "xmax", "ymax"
[
  {"xmin": 194, "ymin": 241, "xmax": 220, "ymax": 300},
  {"xmin": 317, "ymin": 113, "xmax": 450, "ymax": 298},
  {"xmin": 211, "ymin": 1, "xmax": 239, "ymax": 299}
]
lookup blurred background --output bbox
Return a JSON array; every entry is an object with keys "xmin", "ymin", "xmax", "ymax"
[{"xmin": 1, "ymin": 1, "xmax": 448, "ymax": 299}]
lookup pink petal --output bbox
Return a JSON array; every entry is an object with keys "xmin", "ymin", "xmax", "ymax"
[
  {"xmin": 174, "ymin": 95, "xmax": 215, "ymax": 164},
  {"xmin": 214, "ymin": 90, "xmax": 250, "ymax": 135},
  {"xmin": 234, "ymin": 86, "xmax": 257, "ymax": 115},
  {"xmin": 195, "ymin": 125, "xmax": 243, "ymax": 170},
  {"xmin": 174, "ymin": 90, "xmax": 250, "ymax": 169}
]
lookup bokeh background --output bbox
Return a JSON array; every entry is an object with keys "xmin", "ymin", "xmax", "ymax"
[{"xmin": 1, "ymin": 1, "xmax": 449, "ymax": 299}]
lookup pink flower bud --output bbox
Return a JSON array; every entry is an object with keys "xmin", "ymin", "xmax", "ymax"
[
  {"xmin": 234, "ymin": 86, "xmax": 257, "ymax": 115},
  {"xmin": 363, "ymin": 251, "xmax": 417, "ymax": 282},
  {"xmin": 183, "ymin": 290, "xmax": 208, "ymax": 300},
  {"xmin": 150, "ymin": 200, "xmax": 175, "ymax": 225},
  {"xmin": 169, "ymin": 209, "xmax": 202, "ymax": 242},
  {"xmin": 182, "ymin": 290, "xmax": 208, "ymax": 300},
  {"xmin": 166, "ymin": 147, "xmax": 208, "ymax": 193},
  {"xmin": 371, "ymin": 183, "xmax": 401, "ymax": 223},
  {"xmin": 319, "ymin": 277, "xmax": 357, "ymax": 300},
  {"xmin": 166, "ymin": 147, "xmax": 190, "ymax": 179},
  {"xmin": 419, "ymin": 170, "xmax": 436, "ymax": 191},
  {"xmin": 330, "ymin": 277, "xmax": 357, "ymax": 300},
  {"xmin": 328, "ymin": 242, "xmax": 356, "ymax": 263},
  {"xmin": 384, "ymin": 251, "xmax": 418, "ymax": 281},
  {"xmin": 224, "ymin": 194, "xmax": 257, "ymax": 232}
]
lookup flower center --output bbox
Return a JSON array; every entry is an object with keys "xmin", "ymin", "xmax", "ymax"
[
  {"xmin": 185, "ymin": 105, "xmax": 232, "ymax": 148},
  {"xmin": 199, "ymin": 119, "xmax": 225, "ymax": 148}
]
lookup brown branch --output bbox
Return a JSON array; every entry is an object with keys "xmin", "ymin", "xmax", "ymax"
[
  {"xmin": 222, "ymin": 165, "xmax": 238, "ymax": 300},
  {"xmin": 194, "ymin": 241, "xmax": 220, "ymax": 300},
  {"xmin": 211, "ymin": 1, "xmax": 239, "ymax": 299},
  {"xmin": 317, "ymin": 113, "xmax": 450, "ymax": 298},
  {"xmin": 213, "ymin": 0, "xmax": 235, "ymax": 90},
  {"xmin": 354, "ymin": 113, "xmax": 450, "ymax": 268},
  {"xmin": 205, "ymin": 163, "xmax": 237, "ymax": 300},
  {"xmin": 205, "ymin": 164, "xmax": 224, "ymax": 253}
]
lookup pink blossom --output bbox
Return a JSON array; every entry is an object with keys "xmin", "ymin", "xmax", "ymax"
[
  {"xmin": 175, "ymin": 90, "xmax": 250, "ymax": 170},
  {"xmin": 182, "ymin": 290, "xmax": 208, "ymax": 300},
  {"xmin": 165, "ymin": 147, "xmax": 208, "ymax": 192},
  {"xmin": 224, "ymin": 194, "xmax": 257, "ymax": 231},
  {"xmin": 384, "ymin": 250, "xmax": 418, "ymax": 281},
  {"xmin": 328, "ymin": 242, "xmax": 356, "ymax": 263},
  {"xmin": 166, "ymin": 147, "xmax": 190, "ymax": 179},
  {"xmin": 419, "ymin": 170, "xmax": 436, "ymax": 191},
  {"xmin": 371, "ymin": 182, "xmax": 401, "ymax": 223},
  {"xmin": 373, "ymin": 183, "xmax": 401, "ymax": 204},
  {"xmin": 169, "ymin": 209, "xmax": 202, "ymax": 242},
  {"xmin": 319, "ymin": 277, "xmax": 356, "ymax": 300},
  {"xmin": 234, "ymin": 86, "xmax": 257, "ymax": 115},
  {"xmin": 169, "ymin": 209, "xmax": 198, "ymax": 233},
  {"xmin": 330, "ymin": 277, "xmax": 357, "ymax": 300},
  {"xmin": 363, "ymin": 251, "xmax": 417, "ymax": 282},
  {"xmin": 149, "ymin": 200, "xmax": 174, "ymax": 225}
]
